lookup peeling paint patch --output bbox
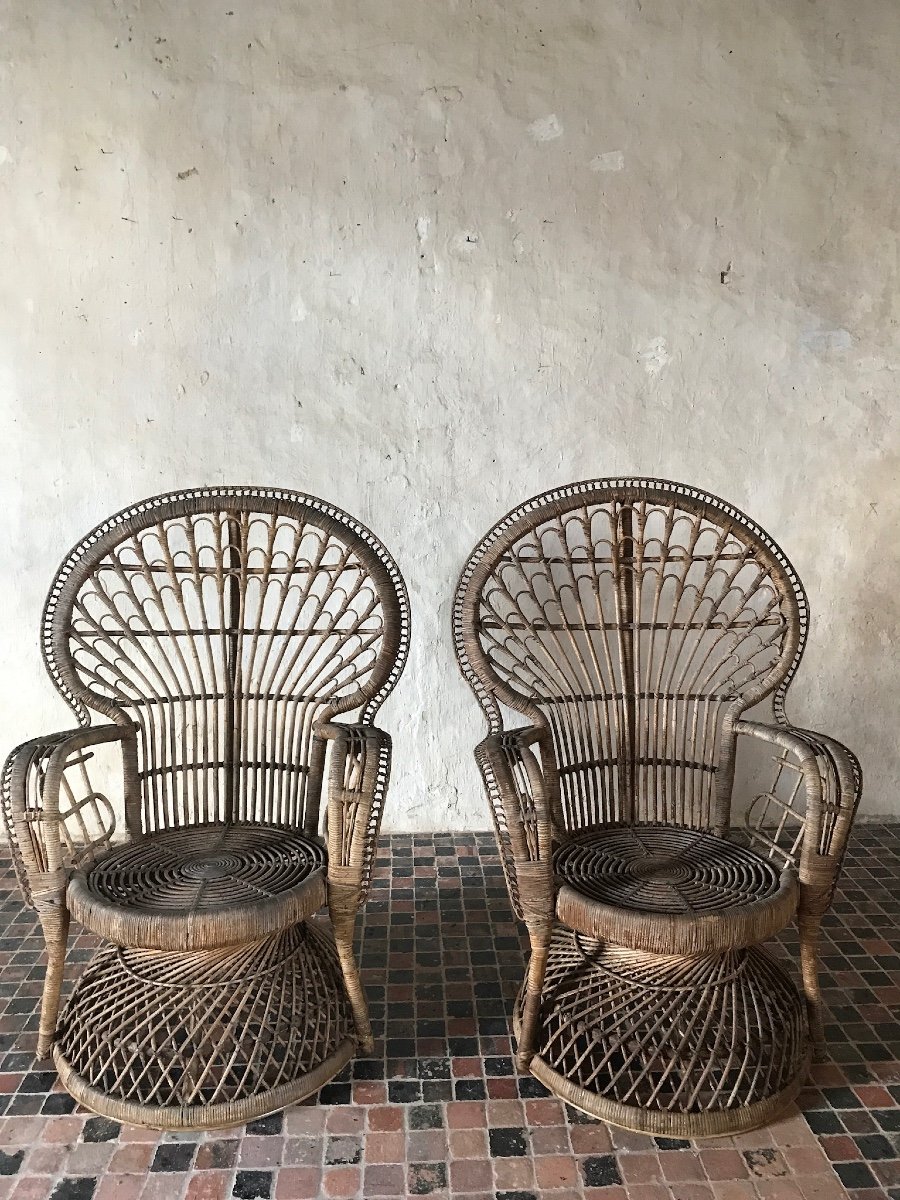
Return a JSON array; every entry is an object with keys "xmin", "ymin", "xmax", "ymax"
[
  {"xmin": 528, "ymin": 114, "xmax": 563, "ymax": 142},
  {"xmin": 129, "ymin": 328, "xmax": 144, "ymax": 345},
  {"xmin": 291, "ymin": 295, "xmax": 307, "ymax": 323},
  {"xmin": 449, "ymin": 230, "xmax": 480, "ymax": 259},
  {"xmin": 637, "ymin": 337, "xmax": 672, "ymax": 377},
  {"xmin": 334, "ymin": 354, "xmax": 366, "ymax": 385},
  {"xmin": 426, "ymin": 85, "xmax": 462, "ymax": 103},
  {"xmin": 416, "ymin": 216, "xmax": 430, "ymax": 243},
  {"xmin": 857, "ymin": 355, "xmax": 900, "ymax": 373},
  {"xmin": 801, "ymin": 327, "xmax": 852, "ymax": 353},
  {"xmin": 590, "ymin": 150, "xmax": 624, "ymax": 172},
  {"xmin": 0, "ymin": 147, "xmax": 10, "ymax": 166}
]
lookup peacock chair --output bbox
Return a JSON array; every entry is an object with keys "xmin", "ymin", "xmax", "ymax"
[
  {"xmin": 453, "ymin": 477, "xmax": 861, "ymax": 1136},
  {"xmin": 1, "ymin": 486, "xmax": 410, "ymax": 1129}
]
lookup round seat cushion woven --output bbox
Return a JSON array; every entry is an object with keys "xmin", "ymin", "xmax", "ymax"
[
  {"xmin": 554, "ymin": 824, "xmax": 797, "ymax": 955},
  {"xmin": 68, "ymin": 822, "xmax": 327, "ymax": 951}
]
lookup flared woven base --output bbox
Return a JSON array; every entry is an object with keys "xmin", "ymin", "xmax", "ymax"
[
  {"xmin": 53, "ymin": 921, "xmax": 355, "ymax": 1130},
  {"xmin": 515, "ymin": 928, "xmax": 810, "ymax": 1137}
]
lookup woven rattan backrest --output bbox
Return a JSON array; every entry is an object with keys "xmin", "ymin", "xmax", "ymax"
[
  {"xmin": 43, "ymin": 488, "xmax": 410, "ymax": 834},
  {"xmin": 454, "ymin": 479, "xmax": 807, "ymax": 831}
]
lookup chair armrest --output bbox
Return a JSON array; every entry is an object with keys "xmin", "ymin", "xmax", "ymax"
[
  {"xmin": 735, "ymin": 717, "xmax": 862, "ymax": 914},
  {"xmin": 317, "ymin": 720, "xmax": 391, "ymax": 911},
  {"xmin": 1, "ymin": 724, "xmax": 136, "ymax": 907},
  {"xmin": 474, "ymin": 726, "xmax": 559, "ymax": 925}
]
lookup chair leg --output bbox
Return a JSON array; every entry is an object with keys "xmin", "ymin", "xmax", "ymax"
[
  {"xmin": 515, "ymin": 923, "xmax": 552, "ymax": 1073},
  {"xmin": 799, "ymin": 914, "xmax": 826, "ymax": 1061},
  {"xmin": 35, "ymin": 899, "xmax": 70, "ymax": 1060},
  {"xmin": 331, "ymin": 912, "xmax": 374, "ymax": 1056}
]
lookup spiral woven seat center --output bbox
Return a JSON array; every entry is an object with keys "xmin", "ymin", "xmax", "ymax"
[
  {"xmin": 628, "ymin": 854, "xmax": 688, "ymax": 884},
  {"xmin": 180, "ymin": 853, "xmax": 245, "ymax": 882},
  {"xmin": 555, "ymin": 824, "xmax": 780, "ymax": 913},
  {"xmin": 69, "ymin": 823, "xmax": 328, "ymax": 950}
]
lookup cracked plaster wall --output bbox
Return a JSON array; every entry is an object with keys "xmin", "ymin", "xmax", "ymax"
[{"xmin": 1, "ymin": 0, "xmax": 898, "ymax": 829}]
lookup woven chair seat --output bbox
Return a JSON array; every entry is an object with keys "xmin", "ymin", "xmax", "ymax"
[
  {"xmin": 554, "ymin": 824, "xmax": 797, "ymax": 956},
  {"xmin": 69, "ymin": 823, "xmax": 327, "ymax": 951}
]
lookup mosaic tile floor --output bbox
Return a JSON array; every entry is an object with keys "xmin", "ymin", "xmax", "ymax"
[{"xmin": 0, "ymin": 825, "xmax": 897, "ymax": 1200}]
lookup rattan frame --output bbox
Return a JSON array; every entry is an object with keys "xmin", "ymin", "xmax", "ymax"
[
  {"xmin": 453, "ymin": 477, "xmax": 861, "ymax": 1135},
  {"xmin": 1, "ymin": 486, "xmax": 410, "ymax": 1127}
]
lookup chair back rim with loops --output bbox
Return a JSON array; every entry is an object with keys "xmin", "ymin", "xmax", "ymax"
[
  {"xmin": 453, "ymin": 476, "xmax": 808, "ymax": 736},
  {"xmin": 43, "ymin": 485, "xmax": 410, "ymax": 733}
]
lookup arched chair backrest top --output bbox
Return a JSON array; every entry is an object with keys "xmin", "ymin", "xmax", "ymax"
[
  {"xmin": 454, "ymin": 478, "xmax": 808, "ymax": 830},
  {"xmin": 42, "ymin": 487, "xmax": 410, "ymax": 831}
]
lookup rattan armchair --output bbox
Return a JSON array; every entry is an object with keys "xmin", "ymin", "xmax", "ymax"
[
  {"xmin": 453, "ymin": 478, "xmax": 861, "ymax": 1136},
  {"xmin": 1, "ymin": 487, "xmax": 410, "ymax": 1129}
]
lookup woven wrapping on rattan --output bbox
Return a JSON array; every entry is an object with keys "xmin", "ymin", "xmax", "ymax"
[
  {"xmin": 1, "ymin": 727, "xmax": 128, "ymax": 906},
  {"xmin": 54, "ymin": 921, "xmax": 353, "ymax": 1130},
  {"xmin": 68, "ymin": 822, "xmax": 327, "ymax": 950},
  {"xmin": 740, "ymin": 721, "xmax": 862, "ymax": 898},
  {"xmin": 553, "ymin": 824, "xmax": 797, "ymax": 955},
  {"xmin": 322, "ymin": 721, "xmax": 392, "ymax": 906},
  {"xmin": 517, "ymin": 928, "xmax": 809, "ymax": 1137}
]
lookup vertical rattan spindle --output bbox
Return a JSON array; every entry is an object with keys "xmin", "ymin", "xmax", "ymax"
[
  {"xmin": 223, "ymin": 512, "xmax": 242, "ymax": 826},
  {"xmin": 616, "ymin": 503, "xmax": 637, "ymax": 823}
]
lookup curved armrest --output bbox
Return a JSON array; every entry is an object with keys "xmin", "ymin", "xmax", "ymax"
[
  {"xmin": 735, "ymin": 717, "xmax": 861, "ymax": 914},
  {"xmin": 474, "ymin": 726, "xmax": 560, "ymax": 925},
  {"xmin": 317, "ymin": 720, "xmax": 391, "ymax": 911},
  {"xmin": 1, "ymin": 724, "xmax": 136, "ymax": 907}
]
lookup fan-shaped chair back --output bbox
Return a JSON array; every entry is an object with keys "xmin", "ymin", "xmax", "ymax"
[
  {"xmin": 43, "ymin": 488, "xmax": 410, "ymax": 834},
  {"xmin": 454, "ymin": 479, "xmax": 807, "ymax": 832}
]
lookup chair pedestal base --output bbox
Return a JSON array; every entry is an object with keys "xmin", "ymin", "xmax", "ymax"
[
  {"xmin": 53, "ymin": 920, "xmax": 356, "ymax": 1131},
  {"xmin": 514, "ymin": 928, "xmax": 810, "ymax": 1138}
]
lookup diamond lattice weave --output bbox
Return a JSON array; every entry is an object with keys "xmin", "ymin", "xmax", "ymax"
[{"xmin": 54, "ymin": 921, "xmax": 353, "ymax": 1126}]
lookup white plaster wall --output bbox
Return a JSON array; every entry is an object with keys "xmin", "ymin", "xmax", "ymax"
[{"xmin": 1, "ymin": 0, "xmax": 898, "ymax": 830}]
